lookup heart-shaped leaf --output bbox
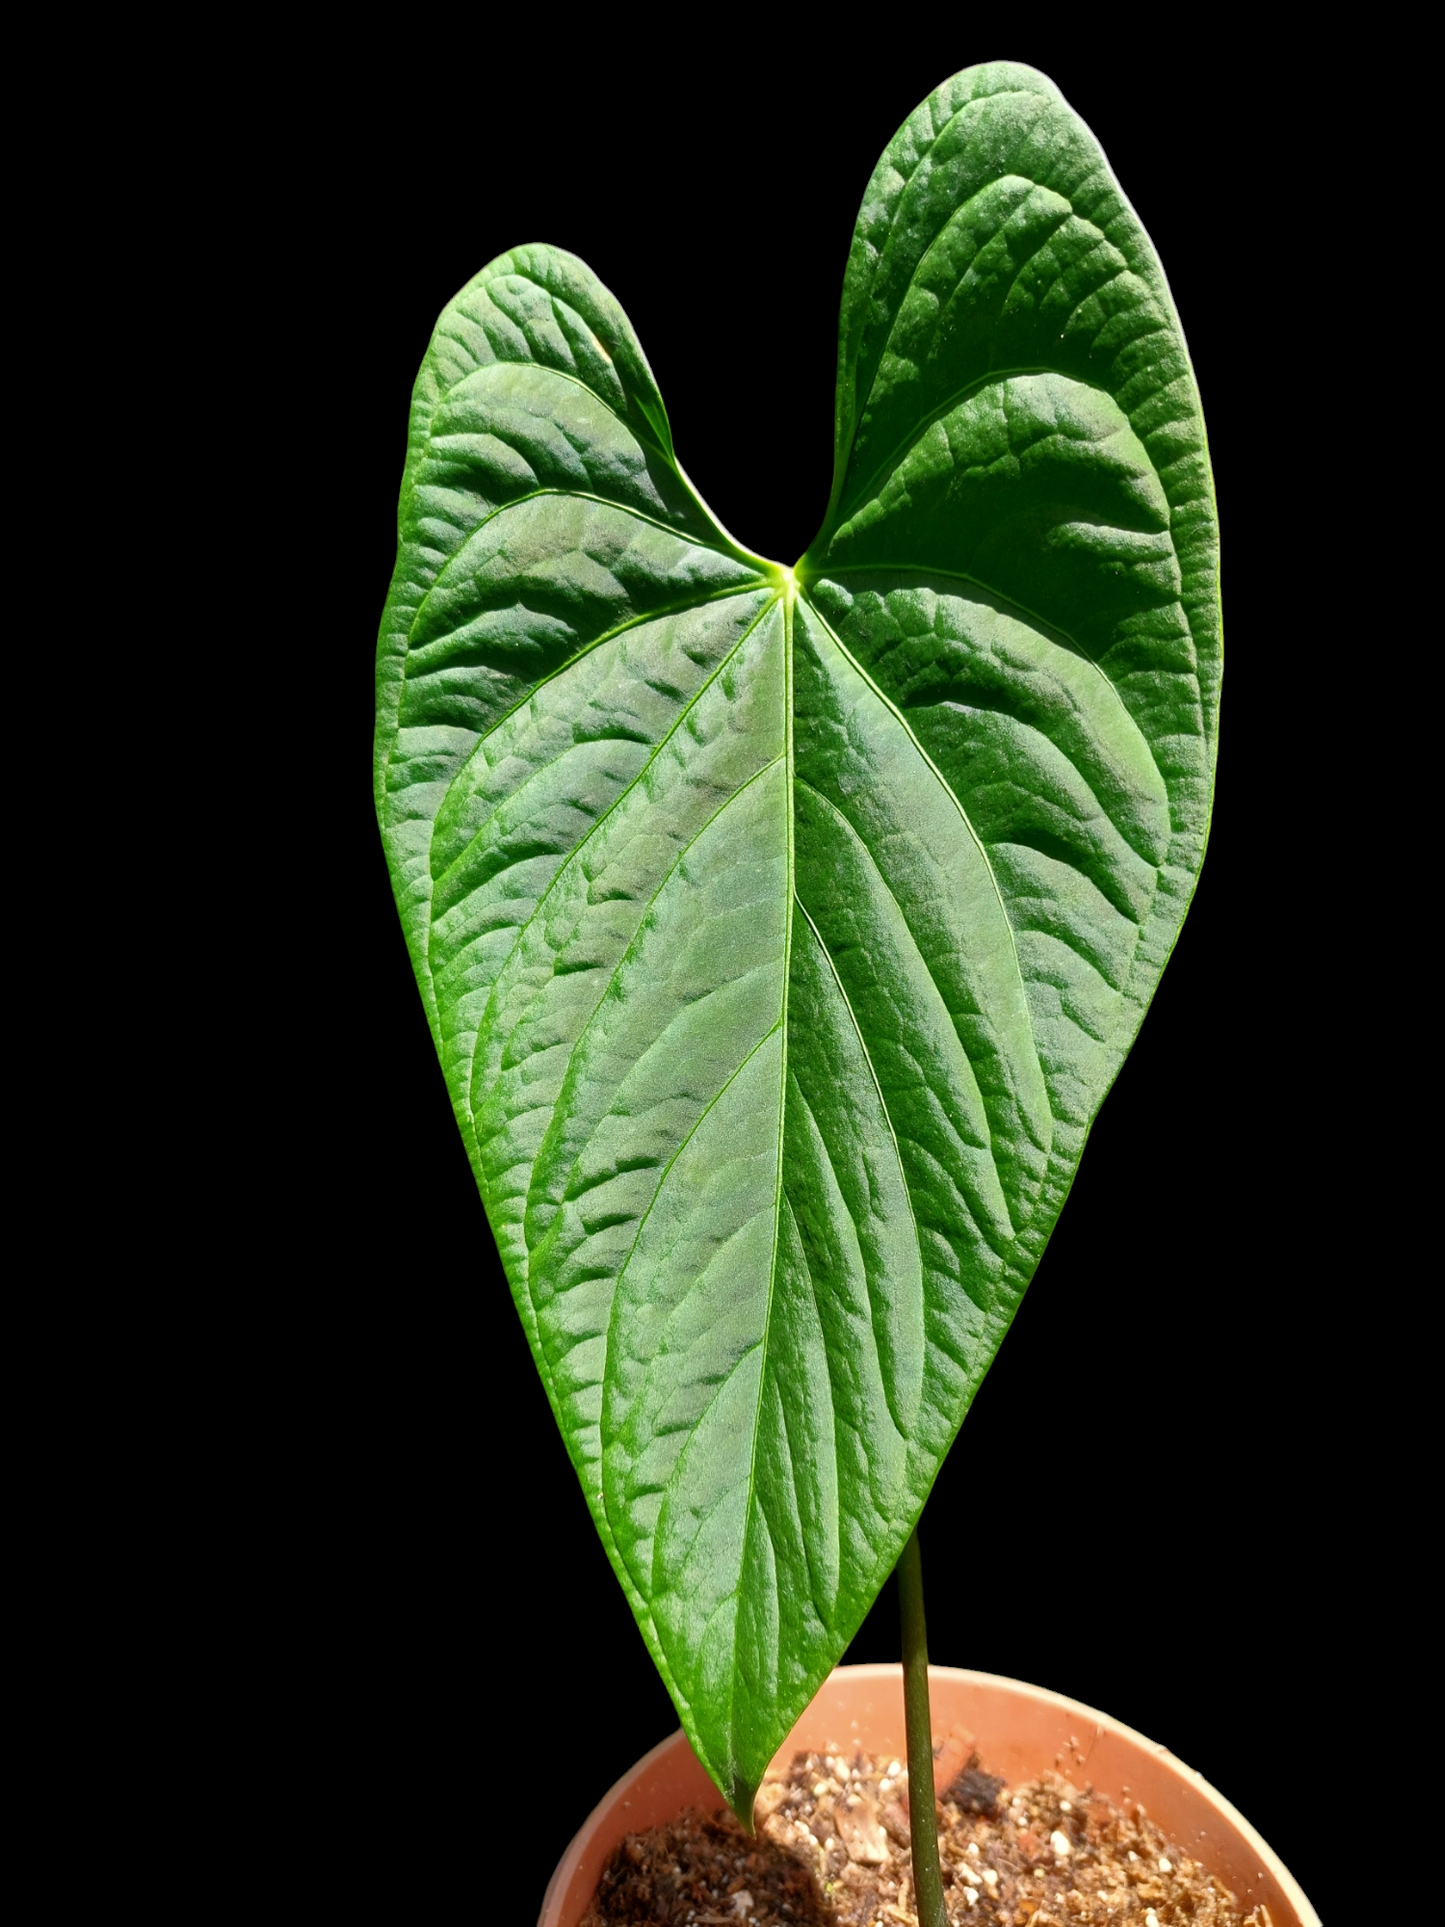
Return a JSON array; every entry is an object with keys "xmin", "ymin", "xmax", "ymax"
[{"xmin": 375, "ymin": 61, "xmax": 1218, "ymax": 1817}]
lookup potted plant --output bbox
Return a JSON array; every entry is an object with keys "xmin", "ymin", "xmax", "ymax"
[{"xmin": 374, "ymin": 58, "xmax": 1316, "ymax": 1926}]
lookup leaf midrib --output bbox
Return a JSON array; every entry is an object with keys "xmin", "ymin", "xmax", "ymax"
[{"xmin": 728, "ymin": 576, "xmax": 796, "ymax": 1784}]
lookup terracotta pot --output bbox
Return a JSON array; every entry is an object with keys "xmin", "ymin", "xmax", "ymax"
[{"xmin": 539, "ymin": 1664, "xmax": 1318, "ymax": 1927}]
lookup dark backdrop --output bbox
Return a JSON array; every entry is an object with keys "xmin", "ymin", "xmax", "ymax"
[{"xmin": 232, "ymin": 32, "xmax": 1340, "ymax": 1919}]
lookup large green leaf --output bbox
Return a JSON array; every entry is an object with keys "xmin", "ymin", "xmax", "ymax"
[{"xmin": 374, "ymin": 62, "xmax": 1218, "ymax": 1818}]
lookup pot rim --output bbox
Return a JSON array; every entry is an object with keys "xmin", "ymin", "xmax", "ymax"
[{"xmin": 540, "ymin": 1664, "xmax": 1319, "ymax": 1927}]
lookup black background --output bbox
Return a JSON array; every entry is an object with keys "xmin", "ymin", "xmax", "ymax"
[{"xmin": 228, "ymin": 29, "xmax": 1345, "ymax": 1919}]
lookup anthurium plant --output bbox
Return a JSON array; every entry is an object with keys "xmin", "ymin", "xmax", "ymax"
[{"xmin": 375, "ymin": 58, "xmax": 1217, "ymax": 1921}]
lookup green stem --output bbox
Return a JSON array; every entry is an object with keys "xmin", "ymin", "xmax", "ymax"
[{"xmin": 897, "ymin": 1525, "xmax": 947, "ymax": 1927}]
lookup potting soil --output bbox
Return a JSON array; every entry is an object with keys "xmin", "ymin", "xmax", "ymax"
[{"xmin": 578, "ymin": 1741, "xmax": 1270, "ymax": 1927}]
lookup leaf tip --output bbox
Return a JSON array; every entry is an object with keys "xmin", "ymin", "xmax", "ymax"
[{"xmin": 729, "ymin": 1775, "xmax": 761, "ymax": 1837}]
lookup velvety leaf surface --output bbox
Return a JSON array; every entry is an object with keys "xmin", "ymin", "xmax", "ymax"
[{"xmin": 375, "ymin": 64, "xmax": 1218, "ymax": 1818}]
